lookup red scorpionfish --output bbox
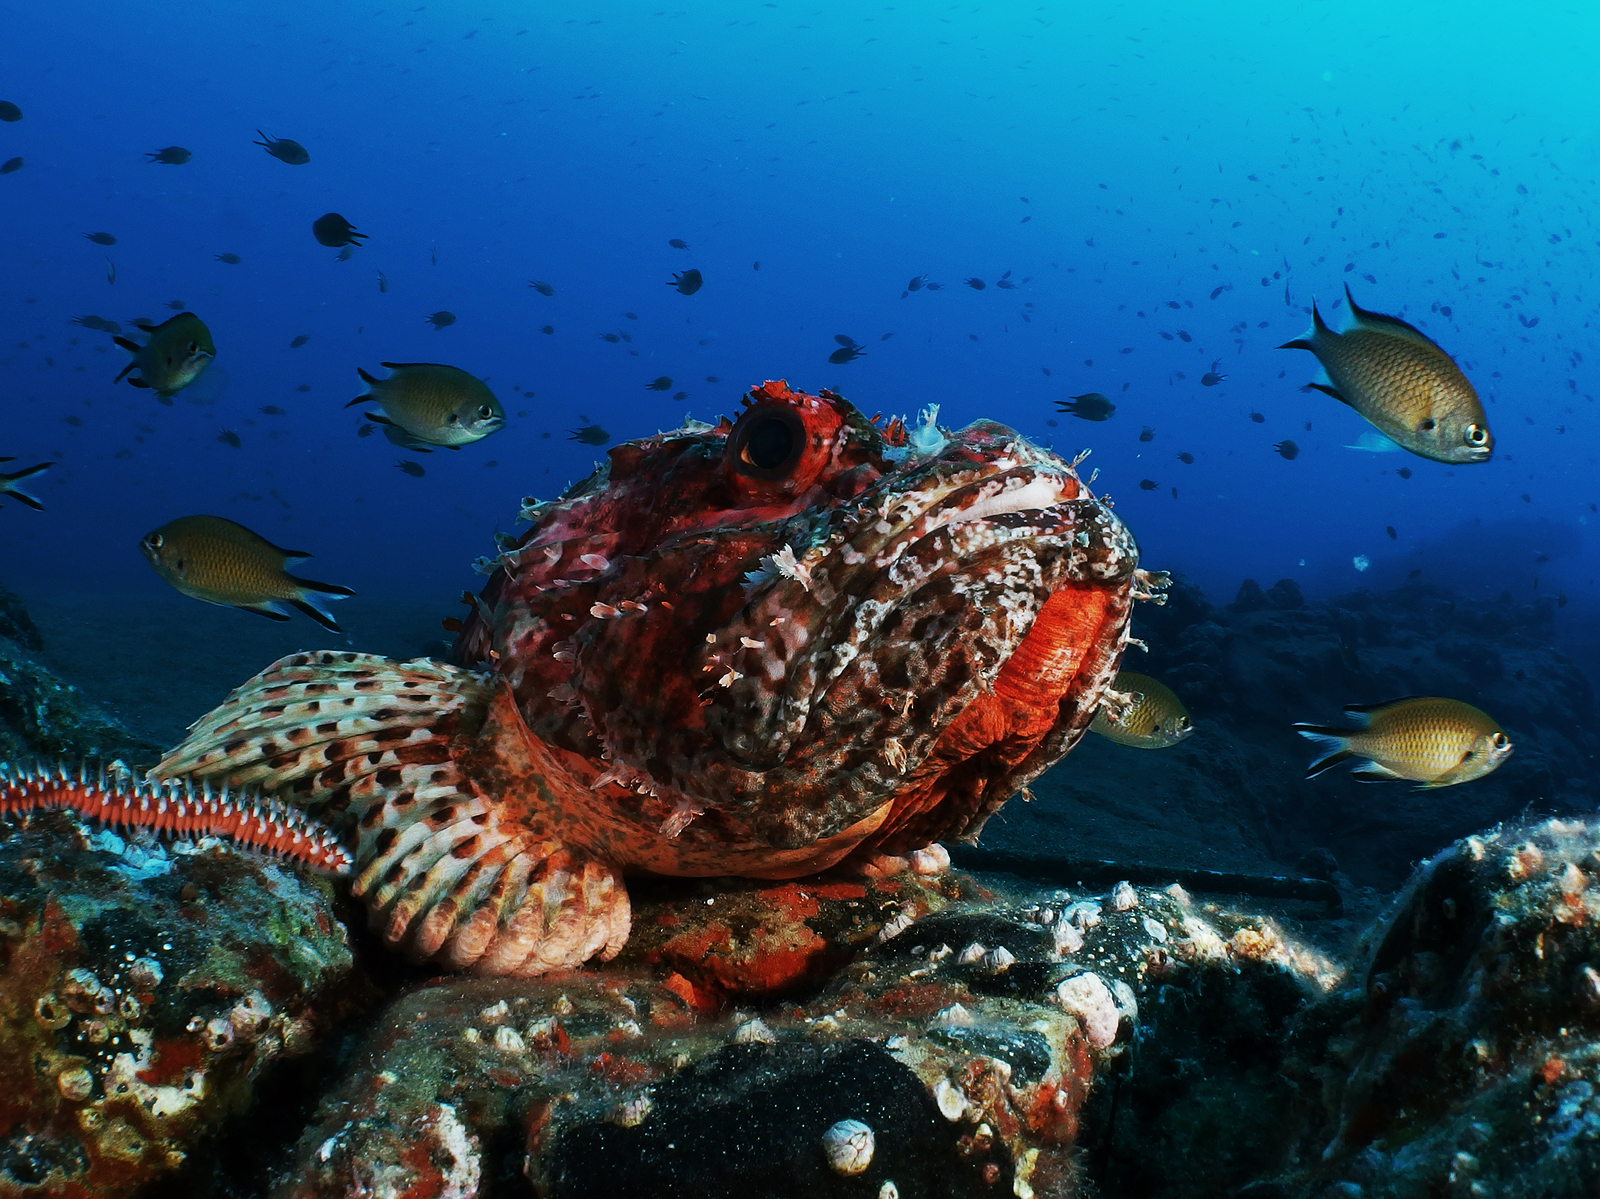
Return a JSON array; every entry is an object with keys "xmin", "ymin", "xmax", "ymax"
[{"xmin": 155, "ymin": 382, "xmax": 1163, "ymax": 976}]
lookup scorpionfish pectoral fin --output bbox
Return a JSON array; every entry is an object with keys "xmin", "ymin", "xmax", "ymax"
[{"xmin": 155, "ymin": 650, "xmax": 630, "ymax": 976}]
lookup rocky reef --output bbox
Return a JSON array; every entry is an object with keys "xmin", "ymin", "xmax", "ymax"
[
  {"xmin": 2, "ymin": 579, "xmax": 1598, "ymax": 1197},
  {"xmin": 0, "ymin": 583, "xmax": 158, "ymax": 766}
]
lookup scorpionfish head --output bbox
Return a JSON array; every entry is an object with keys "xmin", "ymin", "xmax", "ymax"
[{"xmin": 456, "ymin": 380, "xmax": 1140, "ymax": 870}]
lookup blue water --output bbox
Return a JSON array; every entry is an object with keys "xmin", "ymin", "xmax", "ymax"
[{"xmin": 4, "ymin": 0, "xmax": 1598, "ymax": 620}]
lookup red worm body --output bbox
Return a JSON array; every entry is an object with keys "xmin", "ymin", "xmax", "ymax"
[{"xmin": 0, "ymin": 759, "xmax": 351, "ymax": 874}]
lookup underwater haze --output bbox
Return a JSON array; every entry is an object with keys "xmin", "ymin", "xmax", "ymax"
[{"xmin": 3, "ymin": 0, "xmax": 1599, "ymax": 627}]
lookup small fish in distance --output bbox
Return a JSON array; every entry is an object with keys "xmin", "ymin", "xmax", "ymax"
[
  {"xmin": 1201, "ymin": 360, "xmax": 1227, "ymax": 386},
  {"xmin": 1280, "ymin": 284, "xmax": 1491, "ymax": 464},
  {"xmin": 964, "ymin": 278, "xmax": 986, "ymax": 290},
  {"xmin": 1139, "ymin": 479, "xmax": 1158, "ymax": 491},
  {"xmin": 290, "ymin": 335, "xmax": 309, "ymax": 348},
  {"xmin": 1056, "ymin": 392, "xmax": 1115, "ymax": 421},
  {"xmin": 0, "ymin": 158, "xmax": 22, "ymax": 174},
  {"xmin": 645, "ymin": 376, "xmax": 673, "ymax": 391},
  {"xmin": 113, "ymin": 312, "xmax": 215, "ymax": 401},
  {"xmin": 1295, "ymin": 697, "xmax": 1511, "ymax": 788},
  {"xmin": 425, "ymin": 311, "xmax": 456, "ymax": 329},
  {"xmin": 0, "ymin": 102, "xmax": 20, "ymax": 122},
  {"xmin": 397, "ymin": 460, "xmax": 426, "ymax": 477},
  {"xmin": 1139, "ymin": 426, "xmax": 1155, "ymax": 442},
  {"xmin": 254, "ymin": 131, "xmax": 309, "ymax": 165},
  {"xmin": 907, "ymin": 275, "xmax": 927, "ymax": 292},
  {"xmin": 217, "ymin": 429, "xmax": 241, "ymax": 448},
  {"xmin": 828, "ymin": 342, "xmax": 865, "ymax": 364},
  {"xmin": 312, "ymin": 213, "xmax": 367, "ymax": 248},
  {"xmin": 215, "ymin": 253, "xmax": 241, "ymax": 264},
  {"xmin": 528, "ymin": 280, "xmax": 554, "ymax": 296},
  {"xmin": 83, "ymin": 232, "xmax": 117, "ymax": 246},
  {"xmin": 667, "ymin": 269, "xmax": 702, "ymax": 295},
  {"xmin": 569, "ymin": 423, "xmax": 609, "ymax": 445},
  {"xmin": 667, "ymin": 238, "xmax": 689, "ymax": 249},
  {"xmin": 1177, "ymin": 452, "xmax": 1194, "ymax": 463},
  {"xmin": 0, "ymin": 458, "xmax": 54, "ymax": 510},
  {"xmin": 140, "ymin": 515, "xmax": 354, "ymax": 631},
  {"xmin": 146, "ymin": 146, "xmax": 191, "ymax": 164},
  {"xmin": 1273, "ymin": 440, "xmax": 1299, "ymax": 459}
]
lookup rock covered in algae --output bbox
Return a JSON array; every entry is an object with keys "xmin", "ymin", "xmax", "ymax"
[
  {"xmin": 0, "ymin": 811, "xmax": 356, "ymax": 1196},
  {"xmin": 1283, "ymin": 817, "xmax": 1600, "ymax": 1199},
  {"xmin": 276, "ymin": 870, "xmax": 1341, "ymax": 1198},
  {"xmin": 614, "ymin": 866, "xmax": 970, "ymax": 999}
]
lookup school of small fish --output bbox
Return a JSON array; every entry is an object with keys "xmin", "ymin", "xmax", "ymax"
[{"xmin": 0, "ymin": 95, "xmax": 1531, "ymax": 797}]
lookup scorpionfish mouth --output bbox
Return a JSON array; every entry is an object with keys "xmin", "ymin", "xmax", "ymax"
[{"xmin": 458, "ymin": 380, "xmax": 1140, "ymax": 867}]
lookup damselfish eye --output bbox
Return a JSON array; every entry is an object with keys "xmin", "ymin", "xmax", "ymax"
[
  {"xmin": 729, "ymin": 409, "xmax": 805, "ymax": 481},
  {"xmin": 145, "ymin": 533, "xmax": 163, "ymax": 549},
  {"xmin": 1466, "ymin": 424, "xmax": 1488, "ymax": 445},
  {"xmin": 1491, "ymin": 731, "xmax": 1509, "ymax": 749},
  {"xmin": 187, "ymin": 341, "xmax": 199, "ymax": 353},
  {"xmin": 479, "ymin": 405, "xmax": 493, "ymax": 418}
]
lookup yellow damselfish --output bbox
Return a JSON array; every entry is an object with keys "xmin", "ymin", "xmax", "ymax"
[
  {"xmin": 1089, "ymin": 671, "xmax": 1194, "ymax": 749},
  {"xmin": 349, "ymin": 362, "xmax": 505, "ymax": 451},
  {"xmin": 1294, "ymin": 696, "xmax": 1511, "ymax": 788},
  {"xmin": 140, "ymin": 515, "xmax": 354, "ymax": 631},
  {"xmin": 1281, "ymin": 285, "xmax": 1491, "ymax": 464}
]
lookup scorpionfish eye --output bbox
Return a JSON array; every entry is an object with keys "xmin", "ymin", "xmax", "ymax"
[{"xmin": 721, "ymin": 380, "xmax": 846, "ymax": 500}]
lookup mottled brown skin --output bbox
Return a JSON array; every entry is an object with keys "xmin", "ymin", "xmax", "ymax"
[
  {"xmin": 454, "ymin": 380, "xmax": 1141, "ymax": 876},
  {"xmin": 155, "ymin": 381, "xmax": 1147, "ymax": 975}
]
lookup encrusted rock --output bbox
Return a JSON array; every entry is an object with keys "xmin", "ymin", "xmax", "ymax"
[{"xmin": 0, "ymin": 810, "xmax": 356, "ymax": 1197}]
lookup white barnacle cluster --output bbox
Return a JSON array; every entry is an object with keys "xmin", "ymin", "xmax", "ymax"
[{"xmin": 49, "ymin": 972, "xmax": 276, "ymax": 1125}]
